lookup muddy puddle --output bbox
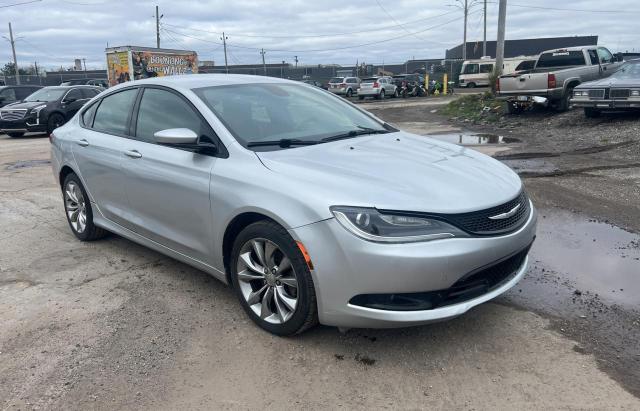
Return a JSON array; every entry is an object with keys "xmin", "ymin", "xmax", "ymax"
[
  {"xmin": 529, "ymin": 209, "xmax": 639, "ymax": 307},
  {"xmin": 5, "ymin": 159, "xmax": 51, "ymax": 170},
  {"xmin": 428, "ymin": 133, "xmax": 521, "ymax": 145}
]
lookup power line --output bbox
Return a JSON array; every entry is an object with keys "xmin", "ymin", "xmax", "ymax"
[
  {"xmin": 161, "ymin": 10, "xmax": 459, "ymax": 40},
  {"xmin": 0, "ymin": 0, "xmax": 41, "ymax": 8},
  {"xmin": 162, "ymin": 14, "xmax": 471, "ymax": 54},
  {"xmin": 507, "ymin": 2, "xmax": 640, "ymax": 14},
  {"xmin": 374, "ymin": 0, "xmax": 427, "ymax": 42}
]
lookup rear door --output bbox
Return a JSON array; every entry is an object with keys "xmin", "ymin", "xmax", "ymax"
[
  {"xmin": 72, "ymin": 87, "xmax": 139, "ymax": 225},
  {"xmin": 120, "ymin": 86, "xmax": 220, "ymax": 263}
]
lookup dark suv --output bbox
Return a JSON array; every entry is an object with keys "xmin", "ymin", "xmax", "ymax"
[
  {"xmin": 0, "ymin": 85, "xmax": 101, "ymax": 137},
  {"xmin": 0, "ymin": 85, "xmax": 43, "ymax": 108}
]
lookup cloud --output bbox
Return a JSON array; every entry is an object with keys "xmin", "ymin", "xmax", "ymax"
[{"xmin": 0, "ymin": 0, "xmax": 637, "ymax": 70}]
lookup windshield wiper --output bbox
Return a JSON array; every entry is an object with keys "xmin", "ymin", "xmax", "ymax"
[
  {"xmin": 321, "ymin": 126, "xmax": 390, "ymax": 143},
  {"xmin": 247, "ymin": 138, "xmax": 319, "ymax": 148}
]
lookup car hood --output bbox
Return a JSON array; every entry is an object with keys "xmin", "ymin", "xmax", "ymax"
[
  {"xmin": 256, "ymin": 132, "xmax": 523, "ymax": 214},
  {"xmin": 0, "ymin": 101, "xmax": 48, "ymax": 110},
  {"xmin": 577, "ymin": 76, "xmax": 640, "ymax": 88}
]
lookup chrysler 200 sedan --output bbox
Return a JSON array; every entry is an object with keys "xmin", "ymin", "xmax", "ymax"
[{"xmin": 50, "ymin": 75, "xmax": 537, "ymax": 336}]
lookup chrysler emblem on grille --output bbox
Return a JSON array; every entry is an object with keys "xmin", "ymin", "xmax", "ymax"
[{"xmin": 488, "ymin": 203, "xmax": 521, "ymax": 220}]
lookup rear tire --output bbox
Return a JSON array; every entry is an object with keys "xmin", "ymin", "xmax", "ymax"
[
  {"xmin": 62, "ymin": 173, "xmax": 108, "ymax": 241},
  {"xmin": 467, "ymin": 82, "xmax": 476, "ymax": 88},
  {"xmin": 7, "ymin": 132, "xmax": 24, "ymax": 138},
  {"xmin": 346, "ymin": 88, "xmax": 353, "ymax": 98},
  {"xmin": 556, "ymin": 88, "xmax": 574, "ymax": 112},
  {"xmin": 378, "ymin": 90, "xmax": 385, "ymax": 100},
  {"xmin": 230, "ymin": 221, "xmax": 318, "ymax": 336},
  {"xmin": 584, "ymin": 107, "xmax": 601, "ymax": 118}
]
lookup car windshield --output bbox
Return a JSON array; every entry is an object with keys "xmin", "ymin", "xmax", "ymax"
[
  {"xmin": 610, "ymin": 62, "xmax": 640, "ymax": 79},
  {"xmin": 24, "ymin": 87, "xmax": 67, "ymax": 102},
  {"xmin": 329, "ymin": 77, "xmax": 344, "ymax": 83},
  {"xmin": 193, "ymin": 83, "xmax": 388, "ymax": 149}
]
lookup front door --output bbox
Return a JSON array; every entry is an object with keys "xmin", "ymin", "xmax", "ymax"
[{"xmin": 120, "ymin": 86, "xmax": 219, "ymax": 263}]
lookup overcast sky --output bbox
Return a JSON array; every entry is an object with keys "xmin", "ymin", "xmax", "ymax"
[{"xmin": 1, "ymin": 0, "xmax": 638, "ymax": 70}]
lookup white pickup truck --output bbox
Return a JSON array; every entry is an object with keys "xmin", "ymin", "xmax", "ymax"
[{"xmin": 497, "ymin": 46, "xmax": 623, "ymax": 113}]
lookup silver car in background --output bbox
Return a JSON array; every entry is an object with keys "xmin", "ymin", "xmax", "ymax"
[
  {"xmin": 328, "ymin": 76, "xmax": 360, "ymax": 97},
  {"xmin": 50, "ymin": 75, "xmax": 537, "ymax": 336},
  {"xmin": 358, "ymin": 76, "xmax": 398, "ymax": 100}
]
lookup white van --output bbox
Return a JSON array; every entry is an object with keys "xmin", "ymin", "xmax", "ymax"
[{"xmin": 459, "ymin": 56, "xmax": 538, "ymax": 88}]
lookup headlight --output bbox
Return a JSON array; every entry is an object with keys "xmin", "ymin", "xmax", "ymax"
[
  {"xmin": 330, "ymin": 206, "xmax": 467, "ymax": 243},
  {"xmin": 631, "ymin": 90, "xmax": 640, "ymax": 97},
  {"xmin": 573, "ymin": 90, "xmax": 588, "ymax": 97},
  {"xmin": 31, "ymin": 104, "xmax": 47, "ymax": 114}
]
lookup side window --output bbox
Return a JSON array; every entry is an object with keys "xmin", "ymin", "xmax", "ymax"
[
  {"xmin": 64, "ymin": 89, "xmax": 83, "ymax": 102},
  {"xmin": 588, "ymin": 50, "xmax": 599, "ymax": 65},
  {"xmin": 80, "ymin": 88, "xmax": 98, "ymax": 99},
  {"xmin": 480, "ymin": 64, "xmax": 493, "ymax": 73},
  {"xmin": 135, "ymin": 88, "xmax": 210, "ymax": 143},
  {"xmin": 81, "ymin": 101, "xmax": 98, "ymax": 126},
  {"xmin": 92, "ymin": 88, "xmax": 138, "ymax": 135},
  {"xmin": 463, "ymin": 64, "xmax": 479, "ymax": 74},
  {"xmin": 597, "ymin": 48, "xmax": 613, "ymax": 64},
  {"xmin": 0, "ymin": 88, "xmax": 17, "ymax": 103}
]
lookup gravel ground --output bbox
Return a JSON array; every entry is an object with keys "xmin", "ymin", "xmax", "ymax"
[{"xmin": 1, "ymin": 101, "xmax": 639, "ymax": 410}]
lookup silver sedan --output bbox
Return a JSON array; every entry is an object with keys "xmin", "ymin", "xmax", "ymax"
[{"xmin": 50, "ymin": 75, "xmax": 537, "ymax": 335}]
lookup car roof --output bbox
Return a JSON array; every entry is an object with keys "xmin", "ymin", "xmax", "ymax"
[{"xmin": 123, "ymin": 74, "xmax": 297, "ymax": 90}]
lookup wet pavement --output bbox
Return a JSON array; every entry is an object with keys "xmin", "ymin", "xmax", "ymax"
[{"xmin": 427, "ymin": 132, "xmax": 521, "ymax": 145}]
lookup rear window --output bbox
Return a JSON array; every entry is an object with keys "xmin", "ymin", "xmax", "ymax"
[
  {"xmin": 362, "ymin": 78, "xmax": 378, "ymax": 83},
  {"xmin": 536, "ymin": 51, "xmax": 586, "ymax": 68},
  {"xmin": 329, "ymin": 77, "xmax": 344, "ymax": 83},
  {"xmin": 515, "ymin": 60, "xmax": 535, "ymax": 71}
]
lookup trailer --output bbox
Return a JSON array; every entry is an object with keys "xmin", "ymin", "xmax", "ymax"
[{"xmin": 105, "ymin": 46, "xmax": 198, "ymax": 87}]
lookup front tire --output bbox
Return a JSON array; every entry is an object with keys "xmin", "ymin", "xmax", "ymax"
[
  {"xmin": 47, "ymin": 113, "xmax": 66, "ymax": 134},
  {"xmin": 62, "ymin": 173, "xmax": 108, "ymax": 241},
  {"xmin": 230, "ymin": 221, "xmax": 318, "ymax": 336}
]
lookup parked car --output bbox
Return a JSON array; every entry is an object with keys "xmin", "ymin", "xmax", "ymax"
[
  {"xmin": 301, "ymin": 79, "xmax": 323, "ymax": 88},
  {"xmin": 0, "ymin": 85, "xmax": 43, "ymax": 108},
  {"xmin": 0, "ymin": 85, "xmax": 101, "ymax": 137},
  {"xmin": 571, "ymin": 59, "xmax": 640, "ymax": 117},
  {"xmin": 327, "ymin": 76, "xmax": 360, "ymax": 97},
  {"xmin": 497, "ymin": 46, "xmax": 623, "ymax": 113},
  {"xmin": 60, "ymin": 78, "xmax": 108, "ymax": 88},
  {"xmin": 391, "ymin": 74, "xmax": 425, "ymax": 97},
  {"xmin": 51, "ymin": 75, "xmax": 536, "ymax": 335},
  {"xmin": 459, "ymin": 56, "xmax": 538, "ymax": 88},
  {"xmin": 357, "ymin": 76, "xmax": 397, "ymax": 100}
]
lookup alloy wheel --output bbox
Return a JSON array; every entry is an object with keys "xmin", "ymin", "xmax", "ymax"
[
  {"xmin": 236, "ymin": 238, "xmax": 299, "ymax": 324},
  {"xmin": 64, "ymin": 181, "xmax": 87, "ymax": 233}
]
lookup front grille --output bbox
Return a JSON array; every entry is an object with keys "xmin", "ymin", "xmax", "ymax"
[
  {"xmin": 588, "ymin": 89, "xmax": 605, "ymax": 99},
  {"xmin": 349, "ymin": 244, "xmax": 532, "ymax": 311},
  {"xmin": 610, "ymin": 88, "xmax": 630, "ymax": 99},
  {"xmin": 0, "ymin": 110, "xmax": 27, "ymax": 121},
  {"xmin": 445, "ymin": 191, "xmax": 530, "ymax": 236}
]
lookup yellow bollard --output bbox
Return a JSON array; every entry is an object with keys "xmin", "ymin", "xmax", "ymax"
[
  {"xmin": 443, "ymin": 73, "xmax": 448, "ymax": 95},
  {"xmin": 424, "ymin": 74, "xmax": 429, "ymax": 96}
]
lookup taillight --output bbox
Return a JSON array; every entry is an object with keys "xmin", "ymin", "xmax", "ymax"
[
  {"xmin": 373, "ymin": 82, "xmax": 379, "ymax": 88},
  {"xmin": 340, "ymin": 83, "xmax": 346, "ymax": 87},
  {"xmin": 548, "ymin": 73, "xmax": 557, "ymax": 89},
  {"xmin": 495, "ymin": 77, "xmax": 500, "ymax": 92}
]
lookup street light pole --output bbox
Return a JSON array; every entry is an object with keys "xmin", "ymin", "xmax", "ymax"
[
  {"xmin": 483, "ymin": 0, "xmax": 487, "ymax": 57},
  {"xmin": 155, "ymin": 5, "xmax": 160, "ymax": 48},
  {"xmin": 495, "ymin": 0, "xmax": 507, "ymax": 76},
  {"xmin": 462, "ymin": 0, "xmax": 468, "ymax": 61}
]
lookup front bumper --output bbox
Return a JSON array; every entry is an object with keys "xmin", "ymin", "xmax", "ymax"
[
  {"xmin": 571, "ymin": 98, "xmax": 640, "ymax": 109},
  {"xmin": 290, "ymin": 202, "xmax": 537, "ymax": 328},
  {"xmin": 328, "ymin": 86, "xmax": 350, "ymax": 95},
  {"xmin": 0, "ymin": 114, "xmax": 46, "ymax": 133}
]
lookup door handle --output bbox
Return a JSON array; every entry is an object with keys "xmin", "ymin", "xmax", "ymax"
[
  {"xmin": 76, "ymin": 139, "xmax": 89, "ymax": 147},
  {"xmin": 124, "ymin": 150, "xmax": 142, "ymax": 159}
]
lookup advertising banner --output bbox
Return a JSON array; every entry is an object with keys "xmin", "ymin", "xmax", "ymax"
[
  {"xmin": 106, "ymin": 51, "xmax": 131, "ymax": 86},
  {"xmin": 131, "ymin": 51, "xmax": 198, "ymax": 80}
]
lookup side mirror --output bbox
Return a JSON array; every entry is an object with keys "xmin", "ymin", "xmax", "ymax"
[{"xmin": 154, "ymin": 128, "xmax": 198, "ymax": 145}]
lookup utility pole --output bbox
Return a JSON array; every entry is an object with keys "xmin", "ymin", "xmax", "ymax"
[
  {"xmin": 483, "ymin": 0, "xmax": 487, "ymax": 57},
  {"xmin": 155, "ymin": 5, "xmax": 160, "ymax": 48},
  {"xmin": 220, "ymin": 32, "xmax": 228, "ymax": 73},
  {"xmin": 294, "ymin": 55, "xmax": 298, "ymax": 68},
  {"xmin": 260, "ymin": 48, "xmax": 267, "ymax": 76},
  {"xmin": 82, "ymin": 58, "xmax": 87, "ymax": 71},
  {"xmin": 462, "ymin": 0, "xmax": 468, "ymax": 61},
  {"xmin": 495, "ymin": 0, "xmax": 507, "ymax": 76},
  {"xmin": 8, "ymin": 23, "xmax": 20, "ymax": 85}
]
